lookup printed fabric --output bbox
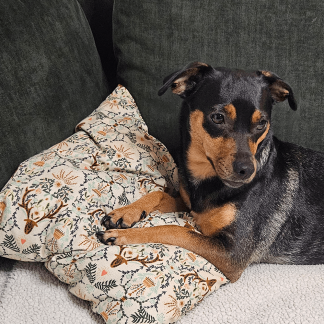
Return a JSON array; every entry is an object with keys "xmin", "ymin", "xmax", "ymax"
[{"xmin": 0, "ymin": 85, "xmax": 228, "ymax": 323}]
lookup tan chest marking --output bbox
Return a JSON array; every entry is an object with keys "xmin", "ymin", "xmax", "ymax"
[{"xmin": 191, "ymin": 203, "xmax": 236, "ymax": 236}]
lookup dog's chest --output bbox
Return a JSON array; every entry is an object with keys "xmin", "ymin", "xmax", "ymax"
[{"xmin": 190, "ymin": 203, "xmax": 237, "ymax": 236}]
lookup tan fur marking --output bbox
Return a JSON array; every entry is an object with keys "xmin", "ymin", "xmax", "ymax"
[
  {"xmin": 108, "ymin": 191, "xmax": 184, "ymax": 226},
  {"xmin": 251, "ymin": 110, "xmax": 262, "ymax": 124},
  {"xmin": 171, "ymin": 63, "xmax": 209, "ymax": 95},
  {"xmin": 102, "ymin": 225, "xmax": 242, "ymax": 282},
  {"xmin": 172, "ymin": 68, "xmax": 199, "ymax": 95},
  {"xmin": 179, "ymin": 182, "xmax": 191, "ymax": 209},
  {"xmin": 172, "ymin": 79, "xmax": 187, "ymax": 95},
  {"xmin": 249, "ymin": 158, "xmax": 258, "ymax": 182},
  {"xmin": 269, "ymin": 83, "xmax": 289, "ymax": 102},
  {"xmin": 157, "ymin": 194, "xmax": 188, "ymax": 213},
  {"xmin": 261, "ymin": 70, "xmax": 272, "ymax": 77},
  {"xmin": 196, "ymin": 62, "xmax": 209, "ymax": 67},
  {"xmin": 187, "ymin": 141, "xmax": 217, "ymax": 180},
  {"xmin": 191, "ymin": 203, "xmax": 236, "ymax": 236},
  {"xmin": 187, "ymin": 110, "xmax": 236, "ymax": 180},
  {"xmin": 224, "ymin": 104, "xmax": 237, "ymax": 120},
  {"xmin": 261, "ymin": 71, "xmax": 290, "ymax": 102},
  {"xmin": 249, "ymin": 122, "xmax": 270, "ymax": 155}
]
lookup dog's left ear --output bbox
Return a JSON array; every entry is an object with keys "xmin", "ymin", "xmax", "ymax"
[
  {"xmin": 158, "ymin": 62, "xmax": 213, "ymax": 98},
  {"xmin": 258, "ymin": 70, "xmax": 297, "ymax": 110}
]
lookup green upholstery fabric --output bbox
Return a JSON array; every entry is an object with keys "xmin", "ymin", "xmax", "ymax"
[
  {"xmin": 113, "ymin": 0, "xmax": 324, "ymax": 159},
  {"xmin": 0, "ymin": 0, "xmax": 109, "ymax": 191},
  {"xmin": 78, "ymin": 0, "xmax": 117, "ymax": 88}
]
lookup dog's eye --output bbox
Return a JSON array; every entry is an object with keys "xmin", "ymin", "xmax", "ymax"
[
  {"xmin": 257, "ymin": 119, "xmax": 267, "ymax": 130},
  {"xmin": 210, "ymin": 113, "xmax": 225, "ymax": 124}
]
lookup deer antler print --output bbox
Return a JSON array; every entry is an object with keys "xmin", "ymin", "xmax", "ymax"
[
  {"xmin": 19, "ymin": 187, "xmax": 67, "ymax": 234},
  {"xmin": 110, "ymin": 245, "xmax": 163, "ymax": 268},
  {"xmin": 138, "ymin": 177, "xmax": 165, "ymax": 189},
  {"xmin": 18, "ymin": 187, "xmax": 35, "ymax": 233},
  {"xmin": 88, "ymin": 209, "xmax": 107, "ymax": 218},
  {"xmin": 181, "ymin": 270, "xmax": 217, "ymax": 296},
  {"xmin": 90, "ymin": 152, "xmax": 100, "ymax": 170},
  {"xmin": 129, "ymin": 254, "xmax": 163, "ymax": 267},
  {"xmin": 110, "ymin": 245, "xmax": 128, "ymax": 267}
]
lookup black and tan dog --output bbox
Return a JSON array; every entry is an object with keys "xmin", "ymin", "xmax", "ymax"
[{"xmin": 97, "ymin": 62, "xmax": 324, "ymax": 282}]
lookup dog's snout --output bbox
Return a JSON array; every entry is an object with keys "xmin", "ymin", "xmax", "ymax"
[{"xmin": 233, "ymin": 159, "xmax": 254, "ymax": 180}]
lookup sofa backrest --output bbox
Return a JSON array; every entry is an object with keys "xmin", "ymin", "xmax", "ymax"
[
  {"xmin": 112, "ymin": 0, "xmax": 324, "ymax": 160},
  {"xmin": 78, "ymin": 0, "xmax": 117, "ymax": 89},
  {"xmin": 0, "ymin": 0, "xmax": 115, "ymax": 190}
]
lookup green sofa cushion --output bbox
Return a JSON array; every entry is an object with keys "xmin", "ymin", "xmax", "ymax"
[
  {"xmin": 0, "ymin": 0, "xmax": 109, "ymax": 191},
  {"xmin": 77, "ymin": 0, "xmax": 117, "ymax": 88},
  {"xmin": 113, "ymin": 0, "xmax": 324, "ymax": 159}
]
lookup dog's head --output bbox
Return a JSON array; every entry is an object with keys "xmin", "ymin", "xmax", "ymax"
[{"xmin": 159, "ymin": 62, "xmax": 297, "ymax": 188}]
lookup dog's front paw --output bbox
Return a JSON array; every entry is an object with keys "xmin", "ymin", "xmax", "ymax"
[
  {"xmin": 101, "ymin": 206, "xmax": 147, "ymax": 229},
  {"xmin": 96, "ymin": 228, "xmax": 138, "ymax": 245}
]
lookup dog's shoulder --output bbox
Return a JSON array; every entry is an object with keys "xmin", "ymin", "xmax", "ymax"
[
  {"xmin": 272, "ymin": 137, "xmax": 324, "ymax": 207},
  {"xmin": 273, "ymin": 136, "xmax": 324, "ymax": 169}
]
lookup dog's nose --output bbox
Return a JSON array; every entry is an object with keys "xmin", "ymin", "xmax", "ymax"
[{"xmin": 233, "ymin": 160, "xmax": 255, "ymax": 180}]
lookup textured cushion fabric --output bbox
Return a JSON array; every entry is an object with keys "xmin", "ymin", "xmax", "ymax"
[
  {"xmin": 0, "ymin": 86, "xmax": 228, "ymax": 323},
  {"xmin": 0, "ymin": 0, "xmax": 109, "ymax": 191},
  {"xmin": 113, "ymin": 0, "xmax": 324, "ymax": 159}
]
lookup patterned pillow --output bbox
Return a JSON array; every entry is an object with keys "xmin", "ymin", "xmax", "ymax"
[{"xmin": 0, "ymin": 85, "xmax": 228, "ymax": 323}]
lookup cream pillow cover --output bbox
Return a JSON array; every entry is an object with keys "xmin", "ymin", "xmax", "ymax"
[{"xmin": 0, "ymin": 85, "xmax": 228, "ymax": 323}]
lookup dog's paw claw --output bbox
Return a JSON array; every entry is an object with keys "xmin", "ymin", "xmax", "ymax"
[
  {"xmin": 96, "ymin": 231, "xmax": 118, "ymax": 245},
  {"xmin": 106, "ymin": 237, "xmax": 116, "ymax": 244},
  {"xmin": 121, "ymin": 222, "xmax": 129, "ymax": 229},
  {"xmin": 101, "ymin": 214, "xmax": 121, "ymax": 229},
  {"xmin": 140, "ymin": 211, "xmax": 147, "ymax": 220},
  {"xmin": 96, "ymin": 231, "xmax": 107, "ymax": 244},
  {"xmin": 101, "ymin": 207, "xmax": 147, "ymax": 229},
  {"xmin": 101, "ymin": 215, "xmax": 111, "ymax": 226},
  {"xmin": 116, "ymin": 218, "xmax": 123, "ymax": 227},
  {"xmin": 106, "ymin": 236, "xmax": 116, "ymax": 242}
]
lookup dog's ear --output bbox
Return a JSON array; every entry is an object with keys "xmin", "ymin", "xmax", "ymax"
[
  {"xmin": 259, "ymin": 70, "xmax": 297, "ymax": 110},
  {"xmin": 158, "ymin": 62, "xmax": 213, "ymax": 98}
]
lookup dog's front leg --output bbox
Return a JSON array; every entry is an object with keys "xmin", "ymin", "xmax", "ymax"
[
  {"xmin": 96, "ymin": 225, "xmax": 243, "ymax": 283},
  {"xmin": 101, "ymin": 191, "xmax": 187, "ymax": 229}
]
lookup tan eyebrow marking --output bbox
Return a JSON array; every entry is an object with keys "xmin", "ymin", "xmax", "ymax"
[
  {"xmin": 224, "ymin": 104, "xmax": 237, "ymax": 120},
  {"xmin": 251, "ymin": 110, "xmax": 262, "ymax": 124}
]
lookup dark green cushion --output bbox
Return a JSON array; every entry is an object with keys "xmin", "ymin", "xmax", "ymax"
[
  {"xmin": 77, "ymin": 0, "xmax": 117, "ymax": 87},
  {"xmin": 0, "ymin": 0, "xmax": 109, "ymax": 190},
  {"xmin": 113, "ymin": 0, "xmax": 324, "ymax": 159}
]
